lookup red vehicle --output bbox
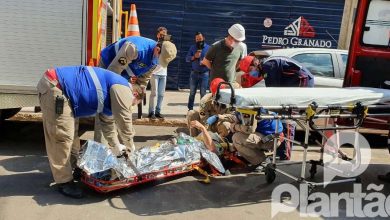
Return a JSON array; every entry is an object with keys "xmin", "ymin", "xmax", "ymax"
[{"xmin": 344, "ymin": 0, "xmax": 390, "ymax": 131}]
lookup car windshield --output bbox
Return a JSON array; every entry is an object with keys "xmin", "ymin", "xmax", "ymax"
[{"xmin": 292, "ymin": 53, "xmax": 334, "ymax": 77}]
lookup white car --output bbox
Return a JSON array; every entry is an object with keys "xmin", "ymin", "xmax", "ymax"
[{"xmin": 250, "ymin": 48, "xmax": 348, "ymax": 87}]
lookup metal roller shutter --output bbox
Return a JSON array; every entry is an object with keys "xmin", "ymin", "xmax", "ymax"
[
  {"xmin": 0, "ymin": 0, "xmax": 84, "ymax": 92},
  {"xmin": 124, "ymin": 0, "xmax": 345, "ymax": 89}
]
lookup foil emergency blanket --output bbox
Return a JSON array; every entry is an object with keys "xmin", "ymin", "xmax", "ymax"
[{"xmin": 78, "ymin": 133, "xmax": 225, "ymax": 180}]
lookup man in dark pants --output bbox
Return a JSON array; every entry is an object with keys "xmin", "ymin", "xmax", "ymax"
[{"xmin": 186, "ymin": 32, "xmax": 210, "ymax": 111}]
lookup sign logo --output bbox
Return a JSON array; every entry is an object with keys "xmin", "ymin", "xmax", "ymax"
[
  {"xmin": 263, "ymin": 17, "xmax": 273, "ymax": 28},
  {"xmin": 261, "ymin": 16, "xmax": 331, "ymax": 48},
  {"xmin": 284, "ymin": 16, "xmax": 316, "ymax": 38}
]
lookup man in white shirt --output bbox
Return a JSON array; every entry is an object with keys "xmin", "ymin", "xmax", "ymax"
[
  {"xmin": 148, "ymin": 64, "xmax": 168, "ymax": 119},
  {"xmin": 149, "ymin": 27, "xmax": 177, "ymax": 119}
]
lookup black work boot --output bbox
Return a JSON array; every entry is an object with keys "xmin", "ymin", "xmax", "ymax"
[
  {"xmin": 155, "ymin": 113, "xmax": 164, "ymax": 119},
  {"xmin": 148, "ymin": 113, "xmax": 156, "ymax": 120},
  {"xmin": 246, "ymin": 163, "xmax": 262, "ymax": 172},
  {"xmin": 57, "ymin": 181, "xmax": 84, "ymax": 199},
  {"xmin": 73, "ymin": 167, "xmax": 83, "ymax": 182}
]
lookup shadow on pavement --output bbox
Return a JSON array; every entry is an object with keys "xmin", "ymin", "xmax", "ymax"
[
  {"xmin": 0, "ymin": 151, "xmax": 273, "ymax": 209},
  {"xmin": 167, "ymin": 103, "xmax": 199, "ymax": 107},
  {"xmin": 1, "ymin": 120, "xmax": 390, "ymax": 217},
  {"xmin": 113, "ymin": 174, "xmax": 273, "ymax": 216},
  {"xmin": 1, "ymin": 149, "xmax": 390, "ymax": 217}
]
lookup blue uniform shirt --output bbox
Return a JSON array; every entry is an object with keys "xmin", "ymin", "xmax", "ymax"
[
  {"xmin": 235, "ymin": 111, "xmax": 283, "ymax": 135},
  {"xmin": 256, "ymin": 118, "xmax": 283, "ymax": 135},
  {"xmin": 100, "ymin": 36, "xmax": 158, "ymax": 77},
  {"xmin": 185, "ymin": 43, "xmax": 210, "ymax": 73},
  {"xmin": 56, "ymin": 66, "xmax": 130, "ymax": 118},
  {"xmin": 262, "ymin": 56, "xmax": 314, "ymax": 87}
]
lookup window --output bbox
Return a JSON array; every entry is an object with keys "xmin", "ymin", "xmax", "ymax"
[
  {"xmin": 340, "ymin": 54, "xmax": 348, "ymax": 78},
  {"xmin": 292, "ymin": 53, "xmax": 334, "ymax": 77},
  {"xmin": 341, "ymin": 54, "xmax": 348, "ymax": 65},
  {"xmin": 362, "ymin": 0, "xmax": 390, "ymax": 47}
]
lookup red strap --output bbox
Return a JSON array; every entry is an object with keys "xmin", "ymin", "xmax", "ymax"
[
  {"xmin": 45, "ymin": 69, "xmax": 61, "ymax": 89},
  {"xmin": 241, "ymin": 73, "xmax": 263, "ymax": 88}
]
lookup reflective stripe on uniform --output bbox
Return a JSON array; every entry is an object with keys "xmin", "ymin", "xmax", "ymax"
[
  {"xmin": 86, "ymin": 67, "xmax": 104, "ymax": 113},
  {"xmin": 115, "ymin": 41, "xmax": 120, "ymax": 54},
  {"xmin": 125, "ymin": 65, "xmax": 135, "ymax": 77}
]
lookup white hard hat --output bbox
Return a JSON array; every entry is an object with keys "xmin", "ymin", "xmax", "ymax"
[{"xmin": 228, "ymin": 23, "xmax": 245, "ymax": 42}]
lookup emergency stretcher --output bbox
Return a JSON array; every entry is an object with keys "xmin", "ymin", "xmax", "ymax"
[
  {"xmin": 79, "ymin": 134, "xmax": 225, "ymax": 193},
  {"xmin": 81, "ymin": 163, "xmax": 201, "ymax": 193},
  {"xmin": 215, "ymin": 83, "xmax": 390, "ymax": 190}
]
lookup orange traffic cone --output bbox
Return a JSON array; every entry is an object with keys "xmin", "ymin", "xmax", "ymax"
[{"xmin": 126, "ymin": 4, "xmax": 140, "ymax": 36}]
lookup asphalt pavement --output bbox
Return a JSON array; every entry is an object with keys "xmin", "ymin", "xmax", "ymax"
[{"xmin": 1, "ymin": 119, "xmax": 390, "ymax": 219}]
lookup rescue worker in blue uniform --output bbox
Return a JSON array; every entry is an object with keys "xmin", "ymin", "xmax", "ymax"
[
  {"xmin": 36, "ymin": 66, "xmax": 141, "ymax": 198},
  {"xmin": 227, "ymin": 109, "xmax": 284, "ymax": 168},
  {"xmin": 239, "ymin": 55, "xmax": 314, "ymax": 161},
  {"xmin": 99, "ymin": 35, "xmax": 177, "ymax": 93},
  {"xmin": 96, "ymin": 36, "xmax": 177, "ymax": 145},
  {"xmin": 239, "ymin": 55, "xmax": 314, "ymax": 88}
]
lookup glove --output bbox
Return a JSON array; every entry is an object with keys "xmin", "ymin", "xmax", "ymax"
[
  {"xmin": 113, "ymin": 144, "xmax": 127, "ymax": 157},
  {"xmin": 206, "ymin": 115, "xmax": 218, "ymax": 125}
]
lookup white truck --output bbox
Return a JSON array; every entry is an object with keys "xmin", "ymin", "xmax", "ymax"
[{"xmin": 0, "ymin": 0, "xmax": 124, "ymax": 121}]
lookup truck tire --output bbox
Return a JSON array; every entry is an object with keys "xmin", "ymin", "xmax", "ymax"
[{"xmin": 0, "ymin": 108, "xmax": 22, "ymax": 121}]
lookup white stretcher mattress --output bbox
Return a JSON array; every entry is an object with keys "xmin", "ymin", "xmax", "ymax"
[{"xmin": 217, "ymin": 87, "xmax": 390, "ymax": 107}]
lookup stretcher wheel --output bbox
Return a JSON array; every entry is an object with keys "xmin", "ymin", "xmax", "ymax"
[{"xmin": 265, "ymin": 165, "xmax": 276, "ymax": 184}]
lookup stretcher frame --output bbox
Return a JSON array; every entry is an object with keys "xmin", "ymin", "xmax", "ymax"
[
  {"xmin": 215, "ymin": 82, "xmax": 390, "ymax": 192},
  {"xmin": 81, "ymin": 162, "xmax": 202, "ymax": 193}
]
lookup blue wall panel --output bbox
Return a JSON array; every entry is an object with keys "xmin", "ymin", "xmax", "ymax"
[{"xmin": 124, "ymin": 0, "xmax": 345, "ymax": 89}]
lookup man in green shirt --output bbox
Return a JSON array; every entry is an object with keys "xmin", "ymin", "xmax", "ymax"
[{"xmin": 202, "ymin": 24, "xmax": 245, "ymax": 83}]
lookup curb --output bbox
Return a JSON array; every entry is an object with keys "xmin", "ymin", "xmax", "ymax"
[{"xmin": 10, "ymin": 113, "xmax": 187, "ymax": 127}]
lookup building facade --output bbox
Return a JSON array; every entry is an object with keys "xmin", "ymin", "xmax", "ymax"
[{"xmin": 124, "ymin": 0, "xmax": 349, "ymax": 89}]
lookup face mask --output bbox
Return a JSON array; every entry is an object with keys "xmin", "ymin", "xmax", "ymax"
[
  {"xmin": 231, "ymin": 41, "xmax": 238, "ymax": 49},
  {"xmin": 196, "ymin": 41, "xmax": 205, "ymax": 50},
  {"xmin": 249, "ymin": 69, "xmax": 259, "ymax": 77}
]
